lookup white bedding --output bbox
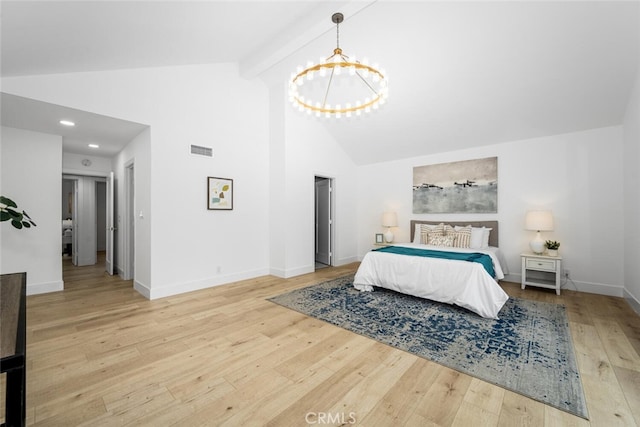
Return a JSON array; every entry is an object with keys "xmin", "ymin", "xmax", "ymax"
[{"xmin": 353, "ymin": 243, "xmax": 509, "ymax": 319}]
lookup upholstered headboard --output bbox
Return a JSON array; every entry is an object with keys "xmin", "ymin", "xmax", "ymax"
[{"xmin": 410, "ymin": 220, "xmax": 499, "ymax": 248}]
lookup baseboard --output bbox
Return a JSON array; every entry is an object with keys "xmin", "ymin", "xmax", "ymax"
[
  {"xmin": 569, "ymin": 280, "xmax": 624, "ymax": 297},
  {"xmin": 285, "ymin": 265, "xmax": 314, "ymax": 278},
  {"xmin": 134, "ymin": 280, "xmax": 151, "ymax": 299},
  {"xmin": 624, "ymin": 289, "xmax": 640, "ymax": 315},
  {"xmin": 269, "ymin": 265, "xmax": 314, "ymax": 279},
  {"xmin": 269, "ymin": 267, "xmax": 286, "ymax": 278},
  {"xmin": 334, "ymin": 256, "xmax": 358, "ymax": 266},
  {"xmin": 502, "ymin": 274, "xmax": 521, "ymax": 284},
  {"xmin": 27, "ymin": 280, "xmax": 64, "ymax": 295},
  {"xmin": 504, "ymin": 273, "xmax": 624, "ymax": 297},
  {"xmin": 270, "ymin": 259, "xmax": 356, "ymax": 278},
  {"xmin": 147, "ymin": 268, "xmax": 270, "ymax": 300}
]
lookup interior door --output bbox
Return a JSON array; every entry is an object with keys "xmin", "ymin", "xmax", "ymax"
[
  {"xmin": 105, "ymin": 171, "xmax": 115, "ymax": 275},
  {"xmin": 72, "ymin": 179, "xmax": 79, "ymax": 266},
  {"xmin": 315, "ymin": 178, "xmax": 331, "ymax": 265}
]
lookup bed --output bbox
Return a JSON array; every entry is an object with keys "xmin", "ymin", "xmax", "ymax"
[{"xmin": 353, "ymin": 220, "xmax": 509, "ymax": 319}]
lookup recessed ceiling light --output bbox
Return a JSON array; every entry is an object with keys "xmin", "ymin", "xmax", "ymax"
[
  {"xmin": 88, "ymin": 144, "xmax": 99, "ymax": 149},
  {"xmin": 59, "ymin": 120, "xmax": 75, "ymax": 126}
]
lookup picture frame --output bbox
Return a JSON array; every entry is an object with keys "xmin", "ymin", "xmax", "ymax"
[
  {"xmin": 375, "ymin": 233, "xmax": 384, "ymax": 244},
  {"xmin": 207, "ymin": 177, "xmax": 233, "ymax": 210},
  {"xmin": 413, "ymin": 156, "xmax": 497, "ymax": 214}
]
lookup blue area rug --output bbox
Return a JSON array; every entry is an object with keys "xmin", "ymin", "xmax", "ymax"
[{"xmin": 268, "ymin": 275, "xmax": 588, "ymax": 419}]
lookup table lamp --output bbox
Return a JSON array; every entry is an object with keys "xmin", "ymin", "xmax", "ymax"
[
  {"xmin": 525, "ymin": 210, "xmax": 553, "ymax": 254},
  {"xmin": 382, "ymin": 212, "xmax": 398, "ymax": 243}
]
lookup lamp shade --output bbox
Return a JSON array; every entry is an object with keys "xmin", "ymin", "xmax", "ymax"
[
  {"xmin": 381, "ymin": 212, "xmax": 398, "ymax": 227},
  {"xmin": 525, "ymin": 210, "xmax": 554, "ymax": 231}
]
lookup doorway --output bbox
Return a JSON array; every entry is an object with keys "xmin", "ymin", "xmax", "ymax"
[
  {"xmin": 314, "ymin": 176, "xmax": 333, "ymax": 269},
  {"xmin": 61, "ymin": 175, "xmax": 108, "ymax": 270},
  {"xmin": 62, "ymin": 178, "xmax": 74, "ymax": 260}
]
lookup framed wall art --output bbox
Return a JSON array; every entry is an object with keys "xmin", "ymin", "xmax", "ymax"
[
  {"xmin": 207, "ymin": 177, "xmax": 233, "ymax": 210},
  {"xmin": 413, "ymin": 157, "xmax": 497, "ymax": 214}
]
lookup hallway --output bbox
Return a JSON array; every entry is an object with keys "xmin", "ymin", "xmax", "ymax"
[{"xmin": 62, "ymin": 251, "xmax": 128, "ymax": 291}]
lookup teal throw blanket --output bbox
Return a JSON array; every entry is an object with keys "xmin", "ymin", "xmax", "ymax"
[{"xmin": 374, "ymin": 246, "xmax": 495, "ymax": 277}]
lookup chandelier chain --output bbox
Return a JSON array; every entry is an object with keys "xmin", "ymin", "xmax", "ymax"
[
  {"xmin": 323, "ymin": 68, "xmax": 336, "ymax": 108},
  {"xmin": 355, "ymin": 70, "xmax": 379, "ymax": 96}
]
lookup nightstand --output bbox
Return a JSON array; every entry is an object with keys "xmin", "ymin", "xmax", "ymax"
[
  {"xmin": 521, "ymin": 253, "xmax": 562, "ymax": 295},
  {"xmin": 372, "ymin": 242, "xmax": 392, "ymax": 250}
]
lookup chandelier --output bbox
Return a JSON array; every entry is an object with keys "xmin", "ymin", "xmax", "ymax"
[{"xmin": 288, "ymin": 13, "xmax": 388, "ymax": 118}]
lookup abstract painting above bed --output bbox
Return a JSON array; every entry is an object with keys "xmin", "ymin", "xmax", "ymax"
[{"xmin": 413, "ymin": 157, "xmax": 498, "ymax": 214}]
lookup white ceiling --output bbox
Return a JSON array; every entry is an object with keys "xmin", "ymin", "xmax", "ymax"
[
  {"xmin": 0, "ymin": 93, "xmax": 148, "ymax": 157},
  {"xmin": 1, "ymin": 1, "xmax": 638, "ymax": 164}
]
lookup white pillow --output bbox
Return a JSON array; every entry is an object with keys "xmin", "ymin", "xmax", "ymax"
[
  {"xmin": 481, "ymin": 227, "xmax": 492, "ymax": 248},
  {"xmin": 469, "ymin": 227, "xmax": 484, "ymax": 249},
  {"xmin": 468, "ymin": 226, "xmax": 493, "ymax": 249},
  {"xmin": 412, "ymin": 225, "xmax": 422, "ymax": 243}
]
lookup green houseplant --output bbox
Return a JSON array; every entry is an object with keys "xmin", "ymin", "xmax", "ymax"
[
  {"xmin": 545, "ymin": 240, "xmax": 560, "ymax": 256},
  {"xmin": 1, "ymin": 196, "xmax": 37, "ymax": 229}
]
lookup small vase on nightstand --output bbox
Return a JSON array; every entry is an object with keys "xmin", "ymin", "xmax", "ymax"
[{"xmin": 545, "ymin": 240, "xmax": 560, "ymax": 257}]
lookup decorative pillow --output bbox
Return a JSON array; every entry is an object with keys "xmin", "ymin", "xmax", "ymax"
[
  {"xmin": 413, "ymin": 224, "xmax": 436, "ymax": 243},
  {"xmin": 420, "ymin": 228, "xmax": 429, "ymax": 244},
  {"xmin": 421, "ymin": 223, "xmax": 445, "ymax": 244},
  {"xmin": 436, "ymin": 223, "xmax": 446, "ymax": 235},
  {"xmin": 427, "ymin": 234, "xmax": 455, "ymax": 247},
  {"xmin": 444, "ymin": 224, "xmax": 454, "ymax": 235},
  {"xmin": 451, "ymin": 226, "xmax": 472, "ymax": 248}
]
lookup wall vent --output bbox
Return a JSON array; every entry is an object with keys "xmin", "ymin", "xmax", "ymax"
[{"xmin": 190, "ymin": 144, "xmax": 213, "ymax": 157}]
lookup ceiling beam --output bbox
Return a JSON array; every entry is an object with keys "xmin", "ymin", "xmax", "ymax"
[{"xmin": 239, "ymin": 0, "xmax": 377, "ymax": 80}]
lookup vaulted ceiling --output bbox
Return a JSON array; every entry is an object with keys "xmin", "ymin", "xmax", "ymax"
[{"xmin": 1, "ymin": 1, "xmax": 638, "ymax": 164}]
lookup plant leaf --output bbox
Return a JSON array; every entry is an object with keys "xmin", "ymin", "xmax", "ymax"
[
  {"xmin": 1, "ymin": 197, "xmax": 36, "ymax": 229},
  {"xmin": 5, "ymin": 208, "xmax": 22, "ymax": 219},
  {"xmin": 0, "ymin": 196, "xmax": 17, "ymax": 208}
]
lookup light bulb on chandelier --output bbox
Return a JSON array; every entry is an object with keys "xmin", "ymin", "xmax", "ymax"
[{"xmin": 288, "ymin": 12, "xmax": 388, "ymax": 118}]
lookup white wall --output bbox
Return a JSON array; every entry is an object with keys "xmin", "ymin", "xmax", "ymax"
[
  {"xmin": 0, "ymin": 126, "xmax": 63, "ymax": 294},
  {"xmin": 112, "ymin": 127, "xmax": 151, "ymax": 291},
  {"xmin": 63, "ymin": 152, "xmax": 112, "ymax": 176},
  {"xmin": 2, "ymin": 63, "xmax": 271, "ymax": 299},
  {"xmin": 272, "ymin": 84, "xmax": 359, "ymax": 277},
  {"xmin": 268, "ymin": 83, "xmax": 287, "ymax": 276},
  {"xmin": 623, "ymin": 70, "xmax": 640, "ymax": 311},
  {"xmin": 357, "ymin": 126, "xmax": 625, "ymax": 296}
]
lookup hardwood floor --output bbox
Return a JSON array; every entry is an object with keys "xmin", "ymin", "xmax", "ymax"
[{"xmin": 7, "ymin": 256, "xmax": 640, "ymax": 426}]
